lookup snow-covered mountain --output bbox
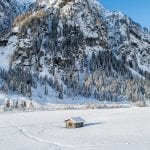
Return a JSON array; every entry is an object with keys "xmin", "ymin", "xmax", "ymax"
[
  {"xmin": 0, "ymin": 0, "xmax": 149, "ymax": 104},
  {"xmin": 16, "ymin": 0, "xmax": 36, "ymax": 9},
  {"xmin": 105, "ymin": 10, "xmax": 150, "ymax": 74},
  {"xmin": 0, "ymin": 0, "xmax": 35, "ymax": 34},
  {"xmin": 0, "ymin": 0, "xmax": 19, "ymax": 33}
]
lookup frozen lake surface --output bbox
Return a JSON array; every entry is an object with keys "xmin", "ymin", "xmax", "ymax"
[{"xmin": 0, "ymin": 107, "xmax": 150, "ymax": 150}]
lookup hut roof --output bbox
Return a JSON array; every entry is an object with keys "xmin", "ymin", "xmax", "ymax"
[{"xmin": 65, "ymin": 117, "xmax": 85, "ymax": 123}]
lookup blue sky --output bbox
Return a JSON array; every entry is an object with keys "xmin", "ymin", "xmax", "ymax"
[{"xmin": 99, "ymin": 0, "xmax": 150, "ymax": 28}]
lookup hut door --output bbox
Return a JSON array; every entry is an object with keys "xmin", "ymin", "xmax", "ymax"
[{"xmin": 69, "ymin": 122, "xmax": 72, "ymax": 127}]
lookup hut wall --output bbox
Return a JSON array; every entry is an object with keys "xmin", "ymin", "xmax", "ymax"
[
  {"xmin": 65, "ymin": 120, "xmax": 84, "ymax": 128},
  {"xmin": 75, "ymin": 123, "xmax": 84, "ymax": 128},
  {"xmin": 66, "ymin": 121, "xmax": 74, "ymax": 128}
]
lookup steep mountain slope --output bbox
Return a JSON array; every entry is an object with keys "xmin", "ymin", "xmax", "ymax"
[
  {"xmin": 0, "ymin": 0, "xmax": 35, "ymax": 34},
  {"xmin": 0, "ymin": 0, "xmax": 149, "ymax": 104},
  {"xmin": 105, "ymin": 11, "xmax": 150, "ymax": 76},
  {"xmin": 0, "ymin": 0, "xmax": 19, "ymax": 33}
]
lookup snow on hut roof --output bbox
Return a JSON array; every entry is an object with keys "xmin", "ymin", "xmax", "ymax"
[{"xmin": 65, "ymin": 117, "xmax": 85, "ymax": 123}]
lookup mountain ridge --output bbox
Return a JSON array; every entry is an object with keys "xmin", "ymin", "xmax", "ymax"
[{"xmin": 0, "ymin": 0, "xmax": 149, "ymax": 105}]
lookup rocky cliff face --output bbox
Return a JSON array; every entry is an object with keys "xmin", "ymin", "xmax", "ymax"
[
  {"xmin": 105, "ymin": 11, "xmax": 150, "ymax": 76},
  {"xmin": 0, "ymin": 0, "xmax": 149, "ymax": 103}
]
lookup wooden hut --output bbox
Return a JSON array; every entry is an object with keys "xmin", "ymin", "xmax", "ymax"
[{"xmin": 65, "ymin": 117, "xmax": 85, "ymax": 129}]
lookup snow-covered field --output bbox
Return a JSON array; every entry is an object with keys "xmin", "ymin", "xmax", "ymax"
[{"xmin": 0, "ymin": 107, "xmax": 150, "ymax": 150}]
